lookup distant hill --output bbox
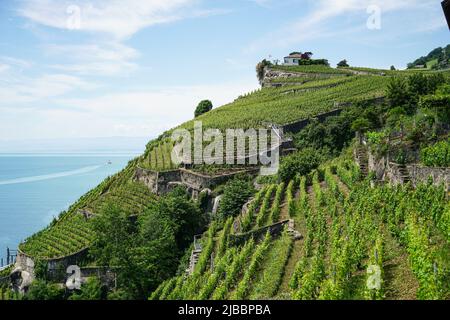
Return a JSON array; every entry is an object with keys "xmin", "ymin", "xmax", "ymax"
[{"xmin": 407, "ymin": 44, "xmax": 450, "ymax": 70}]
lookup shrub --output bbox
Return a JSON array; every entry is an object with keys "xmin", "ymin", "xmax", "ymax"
[
  {"xmin": 298, "ymin": 59, "xmax": 329, "ymax": 66},
  {"xmin": 218, "ymin": 177, "xmax": 255, "ymax": 219},
  {"xmin": 278, "ymin": 148, "xmax": 323, "ymax": 182},
  {"xmin": 256, "ymin": 59, "xmax": 272, "ymax": 83},
  {"xmin": 69, "ymin": 278, "xmax": 106, "ymax": 300},
  {"xmin": 367, "ymin": 131, "xmax": 387, "ymax": 146},
  {"xmin": 419, "ymin": 94, "xmax": 450, "ymax": 124},
  {"xmin": 23, "ymin": 280, "xmax": 64, "ymax": 300},
  {"xmin": 387, "ymin": 77, "xmax": 412, "ymax": 109},
  {"xmin": 421, "ymin": 139, "xmax": 450, "ymax": 167},
  {"xmin": 194, "ymin": 100, "xmax": 213, "ymax": 118},
  {"xmin": 337, "ymin": 60, "xmax": 349, "ymax": 68}
]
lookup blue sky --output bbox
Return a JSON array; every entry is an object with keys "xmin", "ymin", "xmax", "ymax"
[{"xmin": 0, "ymin": 0, "xmax": 448, "ymax": 142}]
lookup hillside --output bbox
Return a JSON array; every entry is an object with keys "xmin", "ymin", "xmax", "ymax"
[
  {"xmin": 3, "ymin": 62, "xmax": 450, "ymax": 301},
  {"xmin": 151, "ymin": 158, "xmax": 449, "ymax": 300},
  {"xmin": 407, "ymin": 44, "xmax": 450, "ymax": 70},
  {"xmin": 17, "ymin": 65, "xmax": 394, "ymax": 259}
]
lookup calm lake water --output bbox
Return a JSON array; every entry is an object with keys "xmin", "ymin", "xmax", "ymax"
[{"xmin": 0, "ymin": 154, "xmax": 138, "ymax": 265}]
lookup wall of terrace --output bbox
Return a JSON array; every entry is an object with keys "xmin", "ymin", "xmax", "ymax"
[
  {"xmin": 135, "ymin": 167, "xmax": 260, "ymax": 197},
  {"xmin": 280, "ymin": 97, "xmax": 386, "ymax": 135},
  {"xmin": 228, "ymin": 219, "xmax": 295, "ymax": 246},
  {"xmin": 367, "ymin": 149, "xmax": 450, "ymax": 190},
  {"xmin": 261, "ymin": 68, "xmax": 347, "ymax": 88}
]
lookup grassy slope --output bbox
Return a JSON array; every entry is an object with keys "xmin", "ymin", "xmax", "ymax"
[
  {"xmin": 19, "ymin": 65, "xmax": 444, "ymax": 261},
  {"xmin": 152, "ymin": 158, "xmax": 449, "ymax": 300}
]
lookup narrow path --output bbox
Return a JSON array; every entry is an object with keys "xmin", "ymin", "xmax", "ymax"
[
  {"xmin": 383, "ymin": 229, "xmax": 418, "ymax": 300},
  {"xmin": 333, "ymin": 174, "xmax": 350, "ymax": 197},
  {"xmin": 279, "ymin": 202, "xmax": 289, "ymax": 221},
  {"xmin": 278, "ymin": 237, "xmax": 304, "ymax": 296},
  {"xmin": 277, "ymin": 185, "xmax": 306, "ymax": 297}
]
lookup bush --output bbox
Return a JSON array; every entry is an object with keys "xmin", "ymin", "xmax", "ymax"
[
  {"xmin": 387, "ymin": 77, "xmax": 412, "ymax": 109},
  {"xmin": 337, "ymin": 60, "xmax": 349, "ymax": 68},
  {"xmin": 298, "ymin": 59, "xmax": 329, "ymax": 66},
  {"xmin": 23, "ymin": 280, "xmax": 64, "ymax": 300},
  {"xmin": 69, "ymin": 277, "xmax": 106, "ymax": 300},
  {"xmin": 218, "ymin": 177, "xmax": 255, "ymax": 219},
  {"xmin": 256, "ymin": 59, "xmax": 272, "ymax": 83},
  {"xmin": 194, "ymin": 100, "xmax": 213, "ymax": 118},
  {"xmin": 367, "ymin": 131, "xmax": 387, "ymax": 146},
  {"xmin": 421, "ymin": 139, "xmax": 450, "ymax": 167},
  {"xmin": 351, "ymin": 118, "xmax": 371, "ymax": 133},
  {"xmin": 278, "ymin": 148, "xmax": 323, "ymax": 182},
  {"xmin": 419, "ymin": 94, "xmax": 450, "ymax": 124}
]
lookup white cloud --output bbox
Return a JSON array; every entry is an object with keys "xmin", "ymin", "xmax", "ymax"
[
  {"xmin": 0, "ymin": 81, "xmax": 259, "ymax": 140},
  {"xmin": 0, "ymin": 56, "xmax": 33, "ymax": 69},
  {"xmin": 0, "ymin": 64, "xmax": 10, "ymax": 74},
  {"xmin": 45, "ymin": 42, "xmax": 139, "ymax": 76},
  {"xmin": 0, "ymin": 73, "xmax": 96, "ymax": 105},
  {"xmin": 248, "ymin": 0, "xmax": 272, "ymax": 8},
  {"xmin": 18, "ymin": 0, "xmax": 218, "ymax": 40},
  {"xmin": 246, "ymin": 0, "xmax": 444, "ymax": 52}
]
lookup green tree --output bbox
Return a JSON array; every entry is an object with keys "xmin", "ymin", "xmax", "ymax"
[
  {"xmin": 69, "ymin": 277, "xmax": 106, "ymax": 300},
  {"xmin": 278, "ymin": 148, "xmax": 324, "ymax": 182},
  {"xmin": 351, "ymin": 118, "xmax": 371, "ymax": 133},
  {"xmin": 23, "ymin": 280, "xmax": 64, "ymax": 300},
  {"xmin": 218, "ymin": 177, "xmax": 255, "ymax": 219},
  {"xmin": 90, "ymin": 188, "xmax": 205, "ymax": 299},
  {"xmin": 194, "ymin": 100, "xmax": 213, "ymax": 118},
  {"xmin": 337, "ymin": 59, "xmax": 349, "ymax": 68},
  {"xmin": 387, "ymin": 77, "xmax": 412, "ymax": 109},
  {"xmin": 256, "ymin": 59, "xmax": 272, "ymax": 83}
]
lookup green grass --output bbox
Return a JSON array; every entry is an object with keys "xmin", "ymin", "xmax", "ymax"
[
  {"xmin": 20, "ymin": 214, "xmax": 94, "ymax": 259},
  {"xmin": 176, "ymin": 75, "xmax": 389, "ymax": 132},
  {"xmin": 152, "ymin": 156, "xmax": 450, "ymax": 300},
  {"xmin": 426, "ymin": 59, "xmax": 438, "ymax": 69},
  {"xmin": 19, "ymin": 160, "xmax": 153, "ymax": 259},
  {"xmin": 140, "ymin": 140, "xmax": 177, "ymax": 171}
]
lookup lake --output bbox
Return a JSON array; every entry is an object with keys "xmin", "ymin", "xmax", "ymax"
[{"xmin": 0, "ymin": 154, "xmax": 138, "ymax": 266}]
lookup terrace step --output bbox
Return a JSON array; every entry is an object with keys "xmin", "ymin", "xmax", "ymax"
[
  {"xmin": 398, "ymin": 165, "xmax": 411, "ymax": 183},
  {"xmin": 355, "ymin": 146, "xmax": 369, "ymax": 176}
]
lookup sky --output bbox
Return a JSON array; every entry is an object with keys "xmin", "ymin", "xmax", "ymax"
[{"xmin": 0, "ymin": 0, "xmax": 448, "ymax": 145}]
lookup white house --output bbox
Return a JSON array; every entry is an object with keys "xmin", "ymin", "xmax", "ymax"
[{"xmin": 283, "ymin": 53, "xmax": 303, "ymax": 66}]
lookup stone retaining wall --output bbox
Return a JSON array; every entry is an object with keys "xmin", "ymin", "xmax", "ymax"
[
  {"xmin": 367, "ymin": 149, "xmax": 450, "ymax": 189},
  {"xmin": 229, "ymin": 220, "xmax": 291, "ymax": 246},
  {"xmin": 79, "ymin": 267, "xmax": 116, "ymax": 288},
  {"xmin": 407, "ymin": 165, "xmax": 450, "ymax": 189},
  {"xmin": 135, "ymin": 167, "xmax": 259, "ymax": 196},
  {"xmin": 15, "ymin": 247, "xmax": 89, "ymax": 280},
  {"xmin": 281, "ymin": 108, "xmax": 344, "ymax": 134}
]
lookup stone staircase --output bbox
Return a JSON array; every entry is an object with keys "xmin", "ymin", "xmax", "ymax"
[
  {"xmin": 186, "ymin": 235, "xmax": 203, "ymax": 275},
  {"xmin": 397, "ymin": 164, "xmax": 411, "ymax": 184},
  {"xmin": 356, "ymin": 146, "xmax": 369, "ymax": 177}
]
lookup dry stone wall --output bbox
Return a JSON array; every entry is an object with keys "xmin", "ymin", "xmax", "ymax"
[
  {"xmin": 135, "ymin": 167, "xmax": 259, "ymax": 196},
  {"xmin": 367, "ymin": 149, "xmax": 450, "ymax": 189}
]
